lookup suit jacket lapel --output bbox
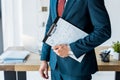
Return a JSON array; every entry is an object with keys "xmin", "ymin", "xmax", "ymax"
[
  {"xmin": 62, "ymin": 0, "xmax": 76, "ymax": 18},
  {"xmin": 52, "ymin": 0, "xmax": 58, "ymax": 18},
  {"xmin": 53, "ymin": 0, "xmax": 76, "ymax": 18}
]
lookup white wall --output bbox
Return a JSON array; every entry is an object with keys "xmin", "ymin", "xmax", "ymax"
[
  {"xmin": 21, "ymin": 0, "xmax": 49, "ymax": 53},
  {"xmin": 2, "ymin": 0, "xmax": 49, "ymax": 52},
  {"xmin": 2, "ymin": 0, "xmax": 14, "ymax": 50},
  {"xmin": 102, "ymin": 0, "xmax": 120, "ymax": 45},
  {"xmin": 2, "ymin": 0, "xmax": 120, "ymax": 50},
  {"xmin": 1, "ymin": 0, "xmax": 23, "ymax": 50}
]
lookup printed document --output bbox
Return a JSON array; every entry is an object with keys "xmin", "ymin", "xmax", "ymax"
[{"xmin": 43, "ymin": 18, "xmax": 88, "ymax": 62}]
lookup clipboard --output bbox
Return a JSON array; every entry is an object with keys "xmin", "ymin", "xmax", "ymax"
[
  {"xmin": 42, "ymin": 17, "xmax": 88, "ymax": 63},
  {"xmin": 43, "ymin": 17, "xmax": 59, "ymax": 43},
  {"xmin": 43, "ymin": 17, "xmax": 88, "ymax": 46}
]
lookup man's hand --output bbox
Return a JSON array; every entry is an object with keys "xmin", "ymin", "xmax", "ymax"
[
  {"xmin": 52, "ymin": 44, "xmax": 70, "ymax": 58},
  {"xmin": 39, "ymin": 61, "xmax": 49, "ymax": 79}
]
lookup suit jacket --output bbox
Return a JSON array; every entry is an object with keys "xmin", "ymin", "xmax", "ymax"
[{"xmin": 41, "ymin": 0, "xmax": 111, "ymax": 76}]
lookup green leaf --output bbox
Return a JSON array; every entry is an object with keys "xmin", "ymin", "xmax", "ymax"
[{"xmin": 112, "ymin": 41, "xmax": 120, "ymax": 53}]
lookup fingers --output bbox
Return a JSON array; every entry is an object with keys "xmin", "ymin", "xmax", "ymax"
[
  {"xmin": 52, "ymin": 44, "xmax": 69, "ymax": 58},
  {"xmin": 52, "ymin": 45, "xmax": 61, "ymax": 54},
  {"xmin": 39, "ymin": 68, "xmax": 49, "ymax": 79},
  {"xmin": 39, "ymin": 68, "xmax": 46, "ymax": 79},
  {"xmin": 45, "ymin": 68, "xmax": 48, "ymax": 79},
  {"xmin": 52, "ymin": 45, "xmax": 60, "ymax": 50},
  {"xmin": 52, "ymin": 44, "xmax": 65, "ymax": 50},
  {"xmin": 39, "ymin": 62, "xmax": 49, "ymax": 79}
]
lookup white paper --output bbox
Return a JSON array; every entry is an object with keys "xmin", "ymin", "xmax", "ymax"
[
  {"xmin": 46, "ymin": 18, "xmax": 88, "ymax": 46},
  {"xmin": 45, "ymin": 18, "xmax": 88, "ymax": 62}
]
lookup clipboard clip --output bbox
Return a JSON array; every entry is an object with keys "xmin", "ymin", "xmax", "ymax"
[
  {"xmin": 47, "ymin": 23, "xmax": 57, "ymax": 36},
  {"xmin": 43, "ymin": 23, "xmax": 57, "ymax": 43},
  {"xmin": 42, "ymin": 17, "xmax": 59, "ymax": 43}
]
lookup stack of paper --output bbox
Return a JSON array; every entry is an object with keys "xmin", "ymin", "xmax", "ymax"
[{"xmin": 0, "ymin": 50, "xmax": 30, "ymax": 63}]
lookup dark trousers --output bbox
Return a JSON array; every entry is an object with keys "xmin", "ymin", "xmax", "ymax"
[{"xmin": 51, "ymin": 65, "xmax": 92, "ymax": 80}]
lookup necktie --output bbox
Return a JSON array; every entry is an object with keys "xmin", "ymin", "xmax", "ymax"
[{"xmin": 58, "ymin": 0, "xmax": 66, "ymax": 17}]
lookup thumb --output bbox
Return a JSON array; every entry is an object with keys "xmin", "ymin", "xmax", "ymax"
[{"xmin": 45, "ymin": 67, "xmax": 49, "ymax": 79}]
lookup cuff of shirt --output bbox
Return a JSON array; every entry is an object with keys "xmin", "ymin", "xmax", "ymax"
[{"xmin": 68, "ymin": 45, "xmax": 74, "ymax": 55}]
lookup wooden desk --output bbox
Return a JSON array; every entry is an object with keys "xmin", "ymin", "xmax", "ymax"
[
  {"xmin": 0, "ymin": 47, "xmax": 42, "ymax": 80},
  {"xmin": 0, "ymin": 46, "xmax": 120, "ymax": 80},
  {"xmin": 0, "ymin": 47, "xmax": 40, "ymax": 71},
  {"xmin": 96, "ymin": 46, "xmax": 120, "ymax": 71}
]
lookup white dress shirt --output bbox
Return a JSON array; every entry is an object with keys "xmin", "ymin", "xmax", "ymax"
[{"xmin": 65, "ymin": 0, "xmax": 68, "ymax": 6}]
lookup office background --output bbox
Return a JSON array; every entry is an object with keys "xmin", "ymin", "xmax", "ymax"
[
  {"xmin": 0, "ymin": 0, "xmax": 120, "ymax": 80},
  {"xmin": 0, "ymin": 0, "xmax": 3, "ymax": 54}
]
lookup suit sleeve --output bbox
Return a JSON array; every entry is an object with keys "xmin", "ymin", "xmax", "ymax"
[
  {"xmin": 70, "ymin": 0, "xmax": 111, "ymax": 58},
  {"xmin": 40, "ymin": 3, "xmax": 52, "ymax": 61}
]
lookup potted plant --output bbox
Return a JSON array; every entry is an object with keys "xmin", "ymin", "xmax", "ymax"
[{"xmin": 112, "ymin": 41, "xmax": 120, "ymax": 60}]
